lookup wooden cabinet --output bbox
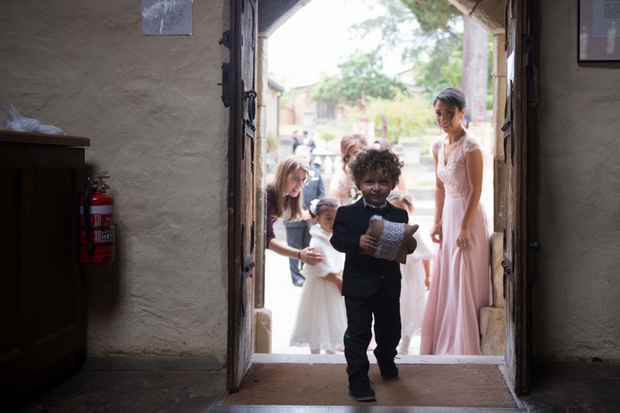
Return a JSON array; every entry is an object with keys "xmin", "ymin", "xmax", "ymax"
[{"xmin": 0, "ymin": 131, "xmax": 90, "ymax": 406}]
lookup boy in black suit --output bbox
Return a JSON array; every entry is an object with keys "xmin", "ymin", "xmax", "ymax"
[{"xmin": 331, "ymin": 148, "xmax": 416, "ymax": 402}]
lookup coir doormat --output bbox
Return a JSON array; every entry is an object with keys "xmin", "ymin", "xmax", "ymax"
[{"xmin": 222, "ymin": 363, "xmax": 517, "ymax": 407}]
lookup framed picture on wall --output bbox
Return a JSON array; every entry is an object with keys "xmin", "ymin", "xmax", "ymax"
[
  {"xmin": 578, "ymin": 0, "xmax": 620, "ymax": 62},
  {"xmin": 142, "ymin": 0, "xmax": 193, "ymax": 36}
]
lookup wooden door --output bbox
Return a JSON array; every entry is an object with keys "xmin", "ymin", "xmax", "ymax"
[
  {"xmin": 224, "ymin": 0, "xmax": 257, "ymax": 391},
  {"xmin": 502, "ymin": 0, "xmax": 538, "ymax": 395}
]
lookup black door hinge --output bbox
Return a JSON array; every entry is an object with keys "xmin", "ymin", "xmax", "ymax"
[
  {"xmin": 219, "ymin": 63, "xmax": 235, "ymax": 108},
  {"xmin": 219, "ymin": 29, "xmax": 232, "ymax": 49}
]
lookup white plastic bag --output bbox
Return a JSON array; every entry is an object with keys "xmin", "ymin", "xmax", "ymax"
[
  {"xmin": 37, "ymin": 124, "xmax": 66, "ymax": 135},
  {"xmin": 2, "ymin": 105, "xmax": 66, "ymax": 135}
]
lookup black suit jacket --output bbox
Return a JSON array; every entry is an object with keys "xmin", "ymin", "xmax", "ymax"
[{"xmin": 330, "ymin": 198, "xmax": 409, "ymax": 298}]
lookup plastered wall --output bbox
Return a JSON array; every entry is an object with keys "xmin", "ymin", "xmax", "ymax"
[
  {"xmin": 0, "ymin": 1, "xmax": 230, "ymax": 364},
  {"xmin": 535, "ymin": 0, "xmax": 620, "ymax": 361}
]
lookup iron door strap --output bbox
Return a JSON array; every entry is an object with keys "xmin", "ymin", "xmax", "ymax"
[
  {"xmin": 502, "ymin": 229, "xmax": 511, "ymax": 299},
  {"xmin": 240, "ymin": 256, "xmax": 254, "ymax": 318},
  {"xmin": 245, "ymin": 90, "xmax": 257, "ymax": 122},
  {"xmin": 242, "ymin": 222, "xmax": 255, "ymax": 275},
  {"xmin": 244, "ymin": 89, "xmax": 257, "ymax": 133},
  {"xmin": 502, "ymin": 229, "xmax": 516, "ymax": 321},
  {"xmin": 502, "ymin": 81, "xmax": 515, "ymax": 166},
  {"xmin": 239, "ymin": 224, "xmax": 255, "ymax": 318}
]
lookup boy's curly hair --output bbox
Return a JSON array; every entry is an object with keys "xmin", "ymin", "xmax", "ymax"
[{"xmin": 348, "ymin": 148, "xmax": 403, "ymax": 187}]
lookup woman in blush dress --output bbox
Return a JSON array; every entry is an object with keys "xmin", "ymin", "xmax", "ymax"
[
  {"xmin": 420, "ymin": 87, "xmax": 491, "ymax": 356},
  {"xmin": 327, "ymin": 133, "xmax": 368, "ymax": 206}
]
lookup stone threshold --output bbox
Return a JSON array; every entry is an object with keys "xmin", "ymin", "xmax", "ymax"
[{"xmin": 253, "ymin": 353, "xmax": 505, "ymax": 365}]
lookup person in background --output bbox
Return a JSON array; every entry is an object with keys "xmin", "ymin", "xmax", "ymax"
[
  {"xmin": 372, "ymin": 140, "xmax": 407, "ymax": 191},
  {"xmin": 266, "ymin": 156, "xmax": 324, "ymax": 268},
  {"xmin": 284, "ymin": 145, "xmax": 325, "ymax": 286},
  {"xmin": 328, "ymin": 133, "xmax": 368, "ymax": 206},
  {"xmin": 292, "ymin": 130, "xmax": 301, "ymax": 153},
  {"xmin": 420, "ymin": 87, "xmax": 491, "ymax": 356},
  {"xmin": 372, "ymin": 139, "xmax": 391, "ymax": 150},
  {"xmin": 302, "ymin": 130, "xmax": 316, "ymax": 151}
]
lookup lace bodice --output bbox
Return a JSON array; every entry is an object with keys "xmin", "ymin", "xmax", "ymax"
[
  {"xmin": 431, "ymin": 132, "xmax": 484, "ymax": 198},
  {"xmin": 329, "ymin": 169, "xmax": 362, "ymax": 206}
]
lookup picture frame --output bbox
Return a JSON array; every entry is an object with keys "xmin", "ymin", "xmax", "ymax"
[
  {"xmin": 142, "ymin": 0, "xmax": 193, "ymax": 36},
  {"xmin": 578, "ymin": 0, "xmax": 620, "ymax": 62}
]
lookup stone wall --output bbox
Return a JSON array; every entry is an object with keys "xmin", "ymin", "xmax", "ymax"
[
  {"xmin": 0, "ymin": 0, "xmax": 230, "ymax": 365},
  {"xmin": 534, "ymin": 0, "xmax": 620, "ymax": 361}
]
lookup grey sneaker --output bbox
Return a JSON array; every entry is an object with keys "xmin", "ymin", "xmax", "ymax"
[{"xmin": 348, "ymin": 374, "xmax": 376, "ymax": 402}]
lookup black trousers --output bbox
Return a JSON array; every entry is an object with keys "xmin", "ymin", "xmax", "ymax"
[
  {"xmin": 344, "ymin": 280, "xmax": 401, "ymax": 382},
  {"xmin": 285, "ymin": 224, "xmax": 311, "ymax": 284}
]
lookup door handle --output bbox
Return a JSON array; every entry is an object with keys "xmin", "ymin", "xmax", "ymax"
[{"xmin": 244, "ymin": 261, "xmax": 255, "ymax": 272}]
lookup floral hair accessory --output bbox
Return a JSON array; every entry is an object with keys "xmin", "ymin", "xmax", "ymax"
[{"xmin": 309, "ymin": 199, "xmax": 319, "ymax": 215}]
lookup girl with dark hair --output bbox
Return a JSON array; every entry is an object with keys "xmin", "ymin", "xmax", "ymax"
[
  {"xmin": 421, "ymin": 87, "xmax": 491, "ymax": 355},
  {"xmin": 289, "ymin": 197, "xmax": 346, "ymax": 354}
]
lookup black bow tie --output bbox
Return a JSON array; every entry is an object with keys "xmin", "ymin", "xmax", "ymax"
[{"xmin": 365, "ymin": 205, "xmax": 389, "ymax": 218}]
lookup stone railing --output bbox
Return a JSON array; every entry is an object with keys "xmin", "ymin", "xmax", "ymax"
[
  {"xmin": 269, "ymin": 135, "xmax": 424, "ymax": 176},
  {"xmin": 311, "ymin": 151, "xmax": 341, "ymax": 177}
]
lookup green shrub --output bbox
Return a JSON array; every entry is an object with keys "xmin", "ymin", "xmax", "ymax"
[
  {"xmin": 266, "ymin": 133, "xmax": 280, "ymax": 153},
  {"xmin": 342, "ymin": 92, "xmax": 436, "ymax": 144}
]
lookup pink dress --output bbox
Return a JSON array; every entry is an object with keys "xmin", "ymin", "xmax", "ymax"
[{"xmin": 421, "ymin": 132, "xmax": 491, "ymax": 355}]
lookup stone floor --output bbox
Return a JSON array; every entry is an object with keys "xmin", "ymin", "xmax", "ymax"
[
  {"xmin": 9, "ymin": 358, "xmax": 620, "ymax": 412},
  {"xmin": 519, "ymin": 361, "xmax": 620, "ymax": 412}
]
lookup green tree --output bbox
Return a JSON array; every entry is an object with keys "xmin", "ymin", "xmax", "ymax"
[
  {"xmin": 411, "ymin": 33, "xmax": 462, "ymax": 98},
  {"xmin": 365, "ymin": 92, "xmax": 435, "ymax": 143},
  {"xmin": 311, "ymin": 51, "xmax": 409, "ymax": 104},
  {"xmin": 354, "ymin": 0, "xmax": 490, "ymax": 120},
  {"xmin": 400, "ymin": 0, "xmax": 460, "ymax": 34},
  {"xmin": 351, "ymin": 0, "xmax": 461, "ymax": 96}
]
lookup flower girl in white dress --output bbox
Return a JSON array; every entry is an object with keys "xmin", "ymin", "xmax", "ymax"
[
  {"xmin": 388, "ymin": 191, "xmax": 434, "ymax": 355},
  {"xmin": 290, "ymin": 197, "xmax": 347, "ymax": 354}
]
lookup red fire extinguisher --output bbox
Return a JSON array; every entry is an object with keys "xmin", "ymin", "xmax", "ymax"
[{"xmin": 80, "ymin": 172, "xmax": 115, "ymax": 264}]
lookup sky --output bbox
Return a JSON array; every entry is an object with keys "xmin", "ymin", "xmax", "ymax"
[{"xmin": 267, "ymin": 0, "xmax": 411, "ymax": 89}]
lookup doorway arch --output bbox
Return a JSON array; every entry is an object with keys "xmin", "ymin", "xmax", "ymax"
[{"xmin": 239, "ymin": 0, "xmax": 535, "ymax": 395}]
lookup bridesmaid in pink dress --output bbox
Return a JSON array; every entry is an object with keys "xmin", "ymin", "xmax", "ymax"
[{"xmin": 421, "ymin": 87, "xmax": 491, "ymax": 355}]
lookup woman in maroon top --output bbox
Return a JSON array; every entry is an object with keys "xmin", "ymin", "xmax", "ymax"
[{"xmin": 266, "ymin": 156, "xmax": 323, "ymax": 265}]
